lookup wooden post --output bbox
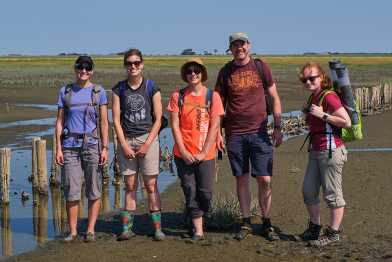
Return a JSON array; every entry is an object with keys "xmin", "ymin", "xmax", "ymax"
[
  {"xmin": 36, "ymin": 140, "xmax": 48, "ymax": 194},
  {"xmin": 50, "ymin": 134, "xmax": 60, "ymax": 186},
  {"xmin": 383, "ymin": 82, "xmax": 391, "ymax": 109},
  {"xmin": 32, "ymin": 137, "xmax": 41, "ymax": 188},
  {"xmin": 0, "ymin": 148, "xmax": 11, "ymax": 204},
  {"xmin": 50, "ymin": 186, "xmax": 62, "ymax": 234},
  {"xmin": 371, "ymin": 85, "xmax": 381, "ymax": 112},
  {"xmin": 114, "ymin": 184, "xmax": 121, "ymax": 209},
  {"xmin": 1, "ymin": 205, "xmax": 12, "ymax": 256},
  {"xmin": 101, "ymin": 183, "xmax": 110, "ymax": 215},
  {"xmin": 112, "ymin": 127, "xmax": 122, "ymax": 186},
  {"xmin": 5, "ymin": 103, "xmax": 10, "ymax": 113},
  {"xmin": 61, "ymin": 192, "xmax": 68, "ymax": 232}
]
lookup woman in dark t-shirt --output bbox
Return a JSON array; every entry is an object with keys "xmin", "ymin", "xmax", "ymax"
[{"xmin": 112, "ymin": 48, "xmax": 165, "ymax": 241}]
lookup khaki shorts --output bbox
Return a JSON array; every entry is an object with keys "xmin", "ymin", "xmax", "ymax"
[
  {"xmin": 118, "ymin": 133, "xmax": 160, "ymax": 176},
  {"xmin": 303, "ymin": 146, "xmax": 348, "ymax": 208}
]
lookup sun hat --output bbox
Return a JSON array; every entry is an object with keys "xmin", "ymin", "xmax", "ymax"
[{"xmin": 180, "ymin": 58, "xmax": 208, "ymax": 82}]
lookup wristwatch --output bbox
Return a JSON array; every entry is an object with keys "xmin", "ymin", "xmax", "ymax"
[{"xmin": 322, "ymin": 114, "xmax": 329, "ymax": 121}]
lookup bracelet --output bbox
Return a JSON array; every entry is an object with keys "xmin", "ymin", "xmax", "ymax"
[{"xmin": 101, "ymin": 145, "xmax": 109, "ymax": 150}]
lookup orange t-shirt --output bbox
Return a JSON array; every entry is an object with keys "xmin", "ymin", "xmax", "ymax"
[{"xmin": 167, "ymin": 87, "xmax": 224, "ymax": 160}]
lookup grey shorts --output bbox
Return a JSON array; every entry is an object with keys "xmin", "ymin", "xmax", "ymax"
[
  {"xmin": 118, "ymin": 133, "xmax": 160, "ymax": 176},
  {"xmin": 62, "ymin": 144, "xmax": 102, "ymax": 201},
  {"xmin": 303, "ymin": 146, "xmax": 348, "ymax": 208}
]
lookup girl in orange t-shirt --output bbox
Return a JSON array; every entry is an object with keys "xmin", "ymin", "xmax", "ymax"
[{"xmin": 167, "ymin": 58, "xmax": 224, "ymax": 241}]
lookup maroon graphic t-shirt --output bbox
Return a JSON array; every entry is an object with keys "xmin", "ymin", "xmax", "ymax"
[{"xmin": 215, "ymin": 58, "xmax": 274, "ymax": 135}]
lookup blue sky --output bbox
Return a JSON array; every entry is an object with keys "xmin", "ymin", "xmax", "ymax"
[{"xmin": 1, "ymin": 0, "xmax": 391, "ymax": 55}]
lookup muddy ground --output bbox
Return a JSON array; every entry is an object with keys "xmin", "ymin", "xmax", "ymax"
[
  {"xmin": 3, "ymin": 105, "xmax": 390, "ymax": 262},
  {"xmin": 1, "ymin": 68, "xmax": 391, "ymax": 261}
]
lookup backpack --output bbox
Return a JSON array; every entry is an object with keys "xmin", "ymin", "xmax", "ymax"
[
  {"xmin": 118, "ymin": 79, "xmax": 168, "ymax": 132},
  {"xmin": 220, "ymin": 58, "xmax": 272, "ymax": 115},
  {"xmin": 313, "ymin": 88, "xmax": 363, "ymax": 142},
  {"xmin": 177, "ymin": 87, "xmax": 213, "ymax": 118},
  {"xmin": 62, "ymin": 84, "xmax": 102, "ymax": 146},
  {"xmin": 301, "ymin": 88, "xmax": 363, "ymax": 158},
  {"xmin": 327, "ymin": 60, "xmax": 363, "ymax": 142}
]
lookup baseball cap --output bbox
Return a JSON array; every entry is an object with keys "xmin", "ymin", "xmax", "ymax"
[
  {"xmin": 229, "ymin": 32, "xmax": 249, "ymax": 45},
  {"xmin": 74, "ymin": 55, "xmax": 94, "ymax": 70}
]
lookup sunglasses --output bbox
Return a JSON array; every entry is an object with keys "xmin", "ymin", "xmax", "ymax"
[
  {"xmin": 124, "ymin": 60, "xmax": 142, "ymax": 68},
  {"xmin": 301, "ymin": 75, "xmax": 320, "ymax": 84},
  {"xmin": 75, "ymin": 63, "xmax": 93, "ymax": 71},
  {"xmin": 185, "ymin": 67, "xmax": 202, "ymax": 75}
]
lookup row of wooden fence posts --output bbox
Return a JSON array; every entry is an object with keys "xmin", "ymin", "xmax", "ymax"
[{"xmin": 354, "ymin": 82, "xmax": 392, "ymax": 115}]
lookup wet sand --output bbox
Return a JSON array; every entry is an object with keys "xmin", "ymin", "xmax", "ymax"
[{"xmin": 7, "ymin": 110, "xmax": 392, "ymax": 262}]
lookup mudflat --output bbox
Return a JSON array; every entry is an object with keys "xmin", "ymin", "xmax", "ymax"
[{"xmin": 9, "ymin": 111, "xmax": 392, "ymax": 262}]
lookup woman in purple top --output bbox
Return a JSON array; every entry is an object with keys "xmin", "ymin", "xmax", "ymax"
[{"xmin": 55, "ymin": 55, "xmax": 109, "ymax": 242}]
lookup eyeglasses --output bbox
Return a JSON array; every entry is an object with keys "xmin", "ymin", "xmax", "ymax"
[
  {"xmin": 185, "ymin": 67, "xmax": 202, "ymax": 75},
  {"xmin": 75, "ymin": 63, "xmax": 93, "ymax": 72},
  {"xmin": 124, "ymin": 60, "xmax": 142, "ymax": 68},
  {"xmin": 301, "ymin": 75, "xmax": 320, "ymax": 84}
]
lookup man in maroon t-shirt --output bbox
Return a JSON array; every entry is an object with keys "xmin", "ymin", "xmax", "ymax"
[{"xmin": 215, "ymin": 32, "xmax": 283, "ymax": 241}]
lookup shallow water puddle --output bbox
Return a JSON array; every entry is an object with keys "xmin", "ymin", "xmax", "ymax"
[{"xmin": 0, "ymin": 128, "xmax": 176, "ymax": 257}]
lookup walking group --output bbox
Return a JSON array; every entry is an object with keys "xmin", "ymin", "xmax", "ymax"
[{"xmin": 55, "ymin": 32, "xmax": 350, "ymax": 247}]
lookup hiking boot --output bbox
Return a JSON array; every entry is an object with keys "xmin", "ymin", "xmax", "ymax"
[
  {"xmin": 299, "ymin": 221, "xmax": 322, "ymax": 241},
  {"xmin": 261, "ymin": 225, "xmax": 280, "ymax": 241},
  {"xmin": 154, "ymin": 230, "xmax": 166, "ymax": 241},
  {"xmin": 63, "ymin": 233, "xmax": 77, "ymax": 242},
  {"xmin": 185, "ymin": 234, "xmax": 205, "ymax": 244},
  {"xmin": 84, "ymin": 232, "xmax": 96, "ymax": 242},
  {"xmin": 117, "ymin": 230, "xmax": 136, "ymax": 241},
  {"xmin": 309, "ymin": 227, "xmax": 340, "ymax": 247},
  {"xmin": 234, "ymin": 224, "xmax": 252, "ymax": 241}
]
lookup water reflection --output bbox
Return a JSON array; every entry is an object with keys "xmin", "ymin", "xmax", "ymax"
[
  {"xmin": 32, "ymin": 192, "xmax": 49, "ymax": 245},
  {"xmin": 0, "ymin": 125, "xmax": 176, "ymax": 258},
  {"xmin": 1, "ymin": 205, "xmax": 12, "ymax": 257},
  {"xmin": 37, "ymin": 195, "xmax": 48, "ymax": 245},
  {"xmin": 101, "ymin": 184, "xmax": 110, "ymax": 215}
]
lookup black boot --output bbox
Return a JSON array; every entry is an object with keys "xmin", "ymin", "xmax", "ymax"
[{"xmin": 299, "ymin": 221, "xmax": 322, "ymax": 241}]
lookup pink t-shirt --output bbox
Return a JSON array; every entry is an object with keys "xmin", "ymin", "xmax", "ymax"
[{"xmin": 306, "ymin": 91, "xmax": 344, "ymax": 151}]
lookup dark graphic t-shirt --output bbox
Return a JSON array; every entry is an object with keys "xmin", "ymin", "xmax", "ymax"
[
  {"xmin": 215, "ymin": 58, "xmax": 274, "ymax": 135},
  {"xmin": 112, "ymin": 79, "xmax": 160, "ymax": 137}
]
